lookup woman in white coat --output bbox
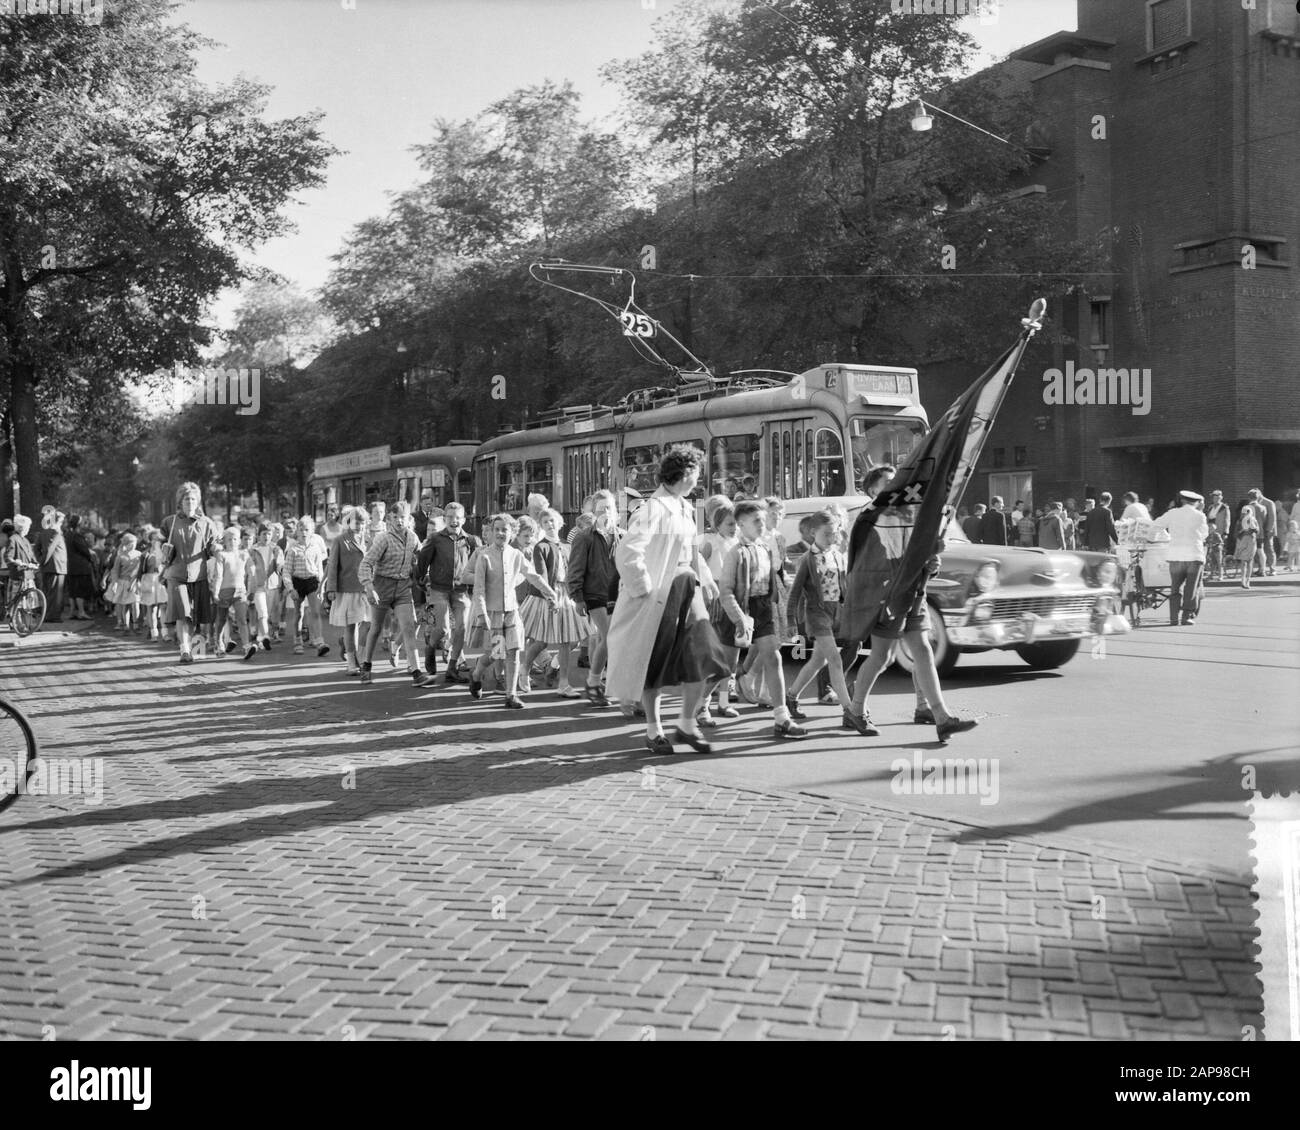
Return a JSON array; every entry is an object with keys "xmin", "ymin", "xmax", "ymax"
[{"xmin": 605, "ymin": 446, "xmax": 732, "ymax": 755}]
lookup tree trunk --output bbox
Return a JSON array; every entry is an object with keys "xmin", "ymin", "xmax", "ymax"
[
  {"xmin": 295, "ymin": 464, "xmax": 304, "ymax": 515},
  {"xmin": 0, "ymin": 411, "xmax": 13, "ymax": 516},
  {"xmin": 256, "ymin": 479, "xmax": 264, "ymax": 513},
  {"xmin": 9, "ymin": 360, "xmax": 41, "ymax": 516},
  {"xmin": 225, "ymin": 482, "xmax": 232, "ymax": 524}
]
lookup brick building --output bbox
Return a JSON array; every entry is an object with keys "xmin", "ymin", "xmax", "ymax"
[{"xmin": 928, "ymin": 0, "xmax": 1300, "ymax": 515}]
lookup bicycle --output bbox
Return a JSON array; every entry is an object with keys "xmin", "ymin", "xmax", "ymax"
[
  {"xmin": 0, "ymin": 697, "xmax": 39, "ymax": 815},
  {"xmin": 1, "ymin": 575, "xmax": 48, "ymax": 637}
]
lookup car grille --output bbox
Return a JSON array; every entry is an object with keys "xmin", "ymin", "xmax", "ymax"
[{"xmin": 986, "ymin": 594, "xmax": 1099, "ymax": 620}]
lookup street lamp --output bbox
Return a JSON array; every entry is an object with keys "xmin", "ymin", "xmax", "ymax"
[{"xmin": 910, "ymin": 98, "xmax": 1044, "ymax": 156}]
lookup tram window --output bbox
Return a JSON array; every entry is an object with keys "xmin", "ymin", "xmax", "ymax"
[
  {"xmin": 525, "ymin": 458, "xmax": 553, "ymax": 504},
  {"xmin": 425, "ymin": 465, "xmax": 452, "ymax": 508},
  {"xmin": 623, "ymin": 444, "xmax": 660, "ymax": 495},
  {"xmin": 794, "ymin": 427, "xmax": 806, "ymax": 500},
  {"xmin": 709, "ymin": 435, "xmax": 761, "ymax": 500},
  {"xmin": 456, "ymin": 468, "xmax": 473, "ymax": 511},
  {"xmin": 850, "ymin": 417, "xmax": 927, "ymax": 494},
  {"xmin": 497, "ymin": 461, "xmax": 525, "ymax": 511},
  {"xmin": 815, "ymin": 429, "xmax": 848, "ymax": 497},
  {"xmin": 781, "ymin": 432, "xmax": 792, "ymax": 499},
  {"xmin": 341, "ymin": 477, "xmax": 362, "ymax": 507}
]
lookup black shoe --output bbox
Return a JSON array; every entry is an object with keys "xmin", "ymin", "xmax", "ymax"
[
  {"xmin": 584, "ymin": 685, "xmax": 609, "ymax": 708},
  {"xmin": 411, "ymin": 671, "xmax": 433, "ymax": 688},
  {"xmin": 774, "ymin": 719, "xmax": 808, "ymax": 740},
  {"xmin": 243, "ymin": 645, "xmax": 257, "ymax": 662},
  {"xmin": 1182, "ymin": 616, "xmax": 1195, "ymax": 626},
  {"xmin": 644, "ymin": 734, "xmax": 674, "ymax": 755},
  {"xmin": 224, "ymin": 640, "xmax": 238, "ymax": 654},
  {"xmin": 317, "ymin": 644, "xmax": 331, "ymax": 657},
  {"xmin": 913, "ymin": 707, "xmax": 936, "ymax": 725},
  {"xmin": 841, "ymin": 709, "xmax": 877, "ymax": 737},
  {"xmin": 468, "ymin": 676, "xmax": 483, "ymax": 700},
  {"xmin": 784, "ymin": 695, "xmax": 808, "ymax": 721},
  {"xmin": 359, "ymin": 662, "xmax": 372, "ymax": 684},
  {"xmin": 672, "ymin": 728, "xmax": 714, "ymax": 754},
  {"xmin": 443, "ymin": 668, "xmax": 463, "ymax": 684},
  {"xmin": 936, "ymin": 716, "xmax": 979, "ymax": 743},
  {"xmin": 504, "ymin": 695, "xmax": 525, "ymax": 709},
  {"xmin": 694, "ymin": 711, "xmax": 719, "ymax": 729},
  {"xmin": 425, "ymin": 655, "xmax": 438, "ymax": 676},
  {"xmin": 632, "ymin": 705, "xmax": 647, "ymax": 719}
]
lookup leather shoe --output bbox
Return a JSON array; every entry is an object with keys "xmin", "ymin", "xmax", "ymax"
[
  {"xmin": 841, "ymin": 709, "xmax": 877, "ymax": 737},
  {"xmin": 913, "ymin": 707, "xmax": 936, "ymax": 725},
  {"xmin": 504, "ymin": 696, "xmax": 524, "ymax": 709},
  {"xmin": 936, "ymin": 716, "xmax": 978, "ymax": 743},
  {"xmin": 644, "ymin": 734, "xmax": 674, "ymax": 755},
  {"xmin": 672, "ymin": 728, "xmax": 714, "ymax": 754},
  {"xmin": 774, "ymin": 719, "xmax": 807, "ymax": 740},
  {"xmin": 784, "ymin": 695, "xmax": 808, "ymax": 721}
]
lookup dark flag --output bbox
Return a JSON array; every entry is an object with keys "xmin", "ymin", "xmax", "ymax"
[{"xmin": 842, "ymin": 300, "xmax": 1046, "ymax": 643}]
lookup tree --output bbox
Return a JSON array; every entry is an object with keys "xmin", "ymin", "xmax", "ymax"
[{"xmin": 0, "ymin": 0, "xmax": 335, "ymax": 513}]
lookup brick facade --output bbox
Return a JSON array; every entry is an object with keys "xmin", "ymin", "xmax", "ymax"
[{"xmin": 927, "ymin": 0, "xmax": 1300, "ymax": 517}]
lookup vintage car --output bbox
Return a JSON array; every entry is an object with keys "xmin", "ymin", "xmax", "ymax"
[{"xmin": 779, "ymin": 498, "xmax": 1122, "ymax": 675}]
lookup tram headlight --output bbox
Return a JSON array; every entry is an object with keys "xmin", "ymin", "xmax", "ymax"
[{"xmin": 973, "ymin": 563, "xmax": 999, "ymax": 594}]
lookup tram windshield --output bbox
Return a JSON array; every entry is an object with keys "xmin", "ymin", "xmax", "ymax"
[{"xmin": 850, "ymin": 417, "xmax": 927, "ymax": 494}]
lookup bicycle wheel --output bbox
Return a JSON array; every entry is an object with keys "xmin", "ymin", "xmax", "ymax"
[
  {"xmin": 0, "ymin": 697, "xmax": 39, "ymax": 814},
  {"xmin": 10, "ymin": 586, "xmax": 47, "ymax": 637}
]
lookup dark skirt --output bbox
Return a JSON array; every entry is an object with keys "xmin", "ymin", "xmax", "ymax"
[
  {"xmin": 66, "ymin": 573, "xmax": 96, "ymax": 600},
  {"xmin": 645, "ymin": 572, "xmax": 733, "ymax": 691}
]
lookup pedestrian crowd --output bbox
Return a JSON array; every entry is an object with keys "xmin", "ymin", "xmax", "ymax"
[{"xmin": 4, "ymin": 454, "xmax": 1290, "ymax": 750}]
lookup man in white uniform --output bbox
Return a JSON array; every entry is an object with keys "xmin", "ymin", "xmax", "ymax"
[{"xmin": 1153, "ymin": 490, "xmax": 1209, "ymax": 626}]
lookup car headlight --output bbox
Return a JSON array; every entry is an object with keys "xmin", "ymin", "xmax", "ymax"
[
  {"xmin": 971, "ymin": 600, "xmax": 994, "ymax": 623},
  {"xmin": 973, "ymin": 563, "xmax": 999, "ymax": 594}
]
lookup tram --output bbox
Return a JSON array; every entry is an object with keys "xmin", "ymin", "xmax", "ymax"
[
  {"xmin": 470, "ymin": 365, "xmax": 929, "ymax": 532},
  {"xmin": 308, "ymin": 441, "xmax": 477, "ymax": 522}
]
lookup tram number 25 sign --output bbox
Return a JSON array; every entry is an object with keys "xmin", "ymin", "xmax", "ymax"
[{"xmin": 621, "ymin": 312, "xmax": 655, "ymax": 338}]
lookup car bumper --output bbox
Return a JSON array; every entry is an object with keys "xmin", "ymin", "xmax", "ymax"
[{"xmin": 943, "ymin": 609, "xmax": 1096, "ymax": 648}]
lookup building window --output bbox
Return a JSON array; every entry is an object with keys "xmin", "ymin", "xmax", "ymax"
[
  {"xmin": 1014, "ymin": 446, "xmax": 1029, "ymax": 468},
  {"xmin": 1147, "ymin": 0, "xmax": 1190, "ymax": 51},
  {"xmin": 993, "ymin": 448, "xmax": 1006, "ymax": 470},
  {"xmin": 1089, "ymin": 300, "xmax": 1111, "ymax": 348}
]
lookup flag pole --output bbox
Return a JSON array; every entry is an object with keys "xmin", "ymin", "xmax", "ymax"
[{"xmin": 938, "ymin": 298, "xmax": 1046, "ymax": 539}]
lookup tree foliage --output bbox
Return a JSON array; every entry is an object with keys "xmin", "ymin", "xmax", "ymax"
[{"xmin": 0, "ymin": 0, "xmax": 335, "ymax": 513}]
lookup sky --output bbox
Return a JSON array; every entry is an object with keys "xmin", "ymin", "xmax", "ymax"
[{"xmin": 178, "ymin": 0, "xmax": 1080, "ymax": 331}]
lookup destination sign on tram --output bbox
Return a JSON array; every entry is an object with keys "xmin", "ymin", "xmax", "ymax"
[{"xmin": 845, "ymin": 370, "xmax": 915, "ymax": 397}]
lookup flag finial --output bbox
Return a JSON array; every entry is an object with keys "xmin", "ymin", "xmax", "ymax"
[{"xmin": 1022, "ymin": 298, "xmax": 1046, "ymax": 331}]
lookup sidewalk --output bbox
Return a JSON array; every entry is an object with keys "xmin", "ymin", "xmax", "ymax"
[{"xmin": 0, "ymin": 629, "xmax": 1263, "ymax": 1040}]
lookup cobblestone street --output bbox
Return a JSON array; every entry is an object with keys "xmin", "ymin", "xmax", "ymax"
[{"xmin": 0, "ymin": 628, "xmax": 1263, "ymax": 1040}]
